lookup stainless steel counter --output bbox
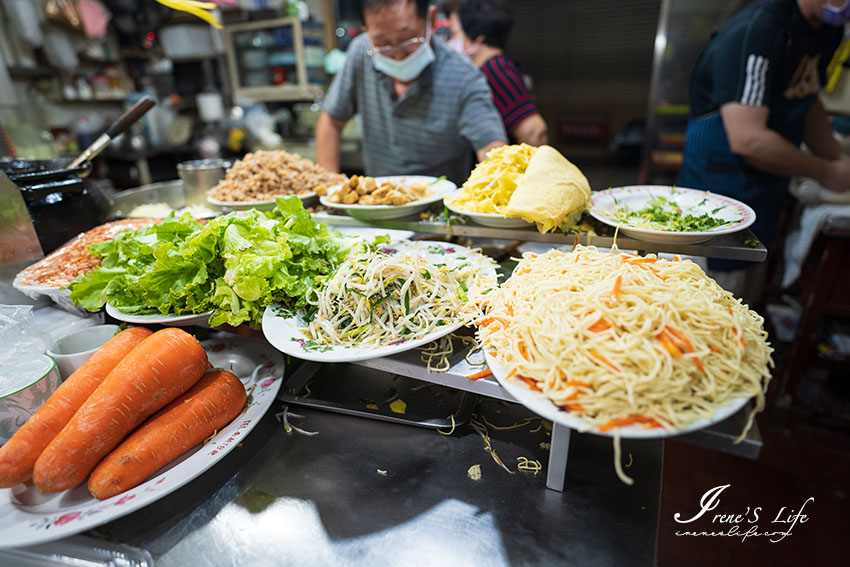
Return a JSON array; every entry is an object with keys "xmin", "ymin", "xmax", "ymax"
[{"xmin": 93, "ymin": 402, "xmax": 663, "ymax": 567}]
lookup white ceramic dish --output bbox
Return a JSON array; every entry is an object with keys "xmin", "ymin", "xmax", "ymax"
[
  {"xmin": 320, "ymin": 176, "xmax": 457, "ymax": 221},
  {"xmin": 261, "ymin": 240, "xmax": 497, "ymax": 363},
  {"xmin": 589, "ymin": 185, "xmax": 756, "ymax": 244},
  {"xmin": 207, "ymin": 192, "xmax": 316, "ymax": 211},
  {"xmin": 105, "ymin": 304, "xmax": 212, "ymax": 327},
  {"xmin": 443, "ymin": 196, "xmax": 534, "ymax": 228},
  {"xmin": 0, "ymin": 336, "xmax": 283, "ymax": 548},
  {"xmin": 46, "ymin": 324, "xmax": 120, "ymax": 380},
  {"xmin": 0, "ymin": 355, "xmax": 62, "ymax": 444},
  {"xmin": 486, "ymin": 353, "xmax": 750, "ymax": 439}
]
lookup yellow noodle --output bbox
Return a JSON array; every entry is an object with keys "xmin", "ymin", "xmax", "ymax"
[{"xmin": 475, "ymin": 246, "xmax": 773, "ymax": 437}]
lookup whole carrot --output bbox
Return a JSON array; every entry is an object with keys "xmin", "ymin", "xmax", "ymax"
[
  {"xmin": 33, "ymin": 327, "xmax": 209, "ymax": 493},
  {"xmin": 0, "ymin": 326, "xmax": 153, "ymax": 488},
  {"xmin": 88, "ymin": 369, "xmax": 246, "ymax": 500}
]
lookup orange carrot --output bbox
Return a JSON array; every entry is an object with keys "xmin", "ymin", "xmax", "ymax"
[
  {"xmin": 599, "ymin": 415, "xmax": 661, "ymax": 432},
  {"xmin": 610, "ymin": 274, "xmax": 622, "ymax": 305},
  {"xmin": 625, "ymin": 257, "xmax": 657, "ymax": 265},
  {"xmin": 658, "ymin": 332, "xmax": 683, "ymax": 358},
  {"xmin": 590, "ymin": 350, "xmax": 621, "ymax": 373},
  {"xmin": 32, "ymin": 328, "xmax": 209, "ymax": 493},
  {"xmin": 565, "ymin": 380, "xmax": 591, "ymax": 389},
  {"xmin": 518, "ymin": 376, "xmax": 542, "ymax": 392},
  {"xmin": 88, "ymin": 369, "xmax": 246, "ymax": 500},
  {"xmin": 565, "ymin": 403, "xmax": 584, "ymax": 413},
  {"xmin": 588, "ymin": 319, "xmax": 612, "ymax": 333},
  {"xmin": 479, "ymin": 316, "xmax": 510, "ymax": 328},
  {"xmin": 0, "ymin": 327, "xmax": 153, "ymax": 488},
  {"xmin": 466, "ymin": 368, "xmax": 493, "ymax": 380},
  {"xmin": 518, "ymin": 340, "xmax": 529, "ymax": 360},
  {"xmin": 666, "ymin": 326, "xmax": 707, "ymax": 373}
]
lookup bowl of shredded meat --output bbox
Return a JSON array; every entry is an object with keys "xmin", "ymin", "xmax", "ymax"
[{"xmin": 206, "ymin": 150, "xmax": 346, "ymax": 210}]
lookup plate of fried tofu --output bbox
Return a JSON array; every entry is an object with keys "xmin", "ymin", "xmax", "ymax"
[{"xmin": 318, "ymin": 175, "xmax": 456, "ymax": 220}]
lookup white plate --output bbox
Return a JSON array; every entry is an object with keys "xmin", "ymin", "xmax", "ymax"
[
  {"xmin": 320, "ymin": 176, "xmax": 456, "ymax": 221},
  {"xmin": 106, "ymin": 303, "xmax": 213, "ymax": 327},
  {"xmin": 0, "ymin": 335, "xmax": 284, "ymax": 548},
  {"xmin": 486, "ymin": 353, "xmax": 749, "ymax": 439},
  {"xmin": 589, "ymin": 185, "xmax": 756, "ymax": 244},
  {"xmin": 261, "ymin": 240, "xmax": 497, "ymax": 363},
  {"xmin": 207, "ymin": 192, "xmax": 316, "ymax": 211},
  {"xmin": 444, "ymin": 194, "xmax": 534, "ymax": 228}
]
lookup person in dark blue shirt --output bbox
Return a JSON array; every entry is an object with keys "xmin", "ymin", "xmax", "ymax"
[{"xmin": 679, "ymin": 0, "xmax": 850, "ymax": 291}]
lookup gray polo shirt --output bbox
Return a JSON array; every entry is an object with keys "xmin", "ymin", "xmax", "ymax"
[{"xmin": 323, "ymin": 34, "xmax": 507, "ymax": 184}]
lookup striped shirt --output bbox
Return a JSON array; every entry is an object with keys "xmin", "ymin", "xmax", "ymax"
[
  {"xmin": 481, "ymin": 55, "xmax": 539, "ymax": 132},
  {"xmin": 323, "ymin": 34, "xmax": 507, "ymax": 184}
]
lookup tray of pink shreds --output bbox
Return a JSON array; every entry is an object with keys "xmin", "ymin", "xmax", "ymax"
[{"xmin": 13, "ymin": 219, "xmax": 159, "ymax": 311}]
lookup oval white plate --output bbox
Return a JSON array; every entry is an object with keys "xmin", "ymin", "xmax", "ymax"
[
  {"xmin": 207, "ymin": 192, "xmax": 316, "ymax": 211},
  {"xmin": 443, "ymin": 195, "xmax": 534, "ymax": 228},
  {"xmin": 0, "ymin": 335, "xmax": 283, "ymax": 548},
  {"xmin": 486, "ymin": 353, "xmax": 749, "ymax": 439},
  {"xmin": 320, "ymin": 176, "xmax": 456, "ymax": 221},
  {"xmin": 261, "ymin": 240, "xmax": 497, "ymax": 363},
  {"xmin": 106, "ymin": 304, "xmax": 213, "ymax": 327},
  {"xmin": 589, "ymin": 185, "xmax": 756, "ymax": 244}
]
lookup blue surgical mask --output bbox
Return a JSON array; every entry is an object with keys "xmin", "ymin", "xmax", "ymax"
[
  {"xmin": 824, "ymin": 0, "xmax": 850, "ymax": 26},
  {"xmin": 370, "ymin": 23, "xmax": 435, "ymax": 82}
]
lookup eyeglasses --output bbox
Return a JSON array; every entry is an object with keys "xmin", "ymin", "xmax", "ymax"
[
  {"xmin": 370, "ymin": 35, "xmax": 427, "ymax": 58},
  {"xmin": 368, "ymin": 21, "xmax": 431, "ymax": 58}
]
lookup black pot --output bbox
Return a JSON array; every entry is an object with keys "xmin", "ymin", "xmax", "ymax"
[{"xmin": 0, "ymin": 159, "xmax": 107, "ymax": 254}]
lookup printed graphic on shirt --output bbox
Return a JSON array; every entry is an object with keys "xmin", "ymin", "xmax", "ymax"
[
  {"xmin": 741, "ymin": 54, "xmax": 769, "ymax": 106},
  {"xmin": 783, "ymin": 55, "xmax": 822, "ymax": 99}
]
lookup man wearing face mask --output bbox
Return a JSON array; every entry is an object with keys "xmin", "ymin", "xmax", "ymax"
[
  {"xmin": 678, "ymin": 0, "xmax": 850, "ymax": 300},
  {"xmin": 316, "ymin": 0, "xmax": 507, "ymax": 184},
  {"xmin": 446, "ymin": 0, "xmax": 548, "ymax": 146}
]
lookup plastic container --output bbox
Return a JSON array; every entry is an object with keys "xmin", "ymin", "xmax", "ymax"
[{"xmin": 0, "ymin": 355, "xmax": 61, "ymax": 444}]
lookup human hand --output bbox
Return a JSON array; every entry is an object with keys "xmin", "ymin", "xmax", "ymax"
[{"xmin": 818, "ymin": 155, "xmax": 850, "ymax": 193}]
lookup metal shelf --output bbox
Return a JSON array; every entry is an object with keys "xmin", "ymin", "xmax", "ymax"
[{"xmin": 313, "ymin": 213, "xmax": 768, "ymax": 262}]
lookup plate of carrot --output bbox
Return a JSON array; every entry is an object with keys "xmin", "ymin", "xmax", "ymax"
[{"xmin": 0, "ymin": 329, "xmax": 283, "ymax": 548}]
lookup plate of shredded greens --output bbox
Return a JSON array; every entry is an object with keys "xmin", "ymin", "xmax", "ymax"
[
  {"xmin": 261, "ymin": 240, "xmax": 498, "ymax": 362},
  {"xmin": 589, "ymin": 186, "xmax": 756, "ymax": 244}
]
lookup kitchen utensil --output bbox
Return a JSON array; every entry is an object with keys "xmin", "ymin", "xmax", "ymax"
[
  {"xmin": 67, "ymin": 96, "xmax": 156, "ymax": 169},
  {"xmin": 177, "ymin": 158, "xmax": 231, "ymax": 206}
]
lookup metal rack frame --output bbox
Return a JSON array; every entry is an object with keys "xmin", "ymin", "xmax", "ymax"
[{"xmin": 312, "ymin": 213, "xmax": 768, "ymax": 262}]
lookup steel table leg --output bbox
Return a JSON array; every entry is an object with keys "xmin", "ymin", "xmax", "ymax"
[{"xmin": 546, "ymin": 423, "xmax": 571, "ymax": 492}]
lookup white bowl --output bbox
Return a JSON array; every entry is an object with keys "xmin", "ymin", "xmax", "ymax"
[
  {"xmin": 0, "ymin": 355, "xmax": 62, "ymax": 444},
  {"xmin": 46, "ymin": 324, "xmax": 120, "ymax": 380}
]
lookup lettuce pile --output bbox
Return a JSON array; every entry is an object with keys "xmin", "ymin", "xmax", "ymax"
[{"xmin": 69, "ymin": 196, "xmax": 351, "ymax": 328}]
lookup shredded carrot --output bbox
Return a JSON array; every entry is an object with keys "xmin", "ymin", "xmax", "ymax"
[
  {"xmin": 566, "ymin": 380, "xmax": 591, "ymax": 389},
  {"xmin": 506, "ymin": 304, "xmax": 514, "ymax": 317},
  {"xmin": 506, "ymin": 368, "xmax": 517, "ymax": 378},
  {"xmin": 599, "ymin": 415, "xmax": 661, "ymax": 432},
  {"xmin": 565, "ymin": 403, "xmax": 584, "ymax": 413},
  {"xmin": 588, "ymin": 319, "xmax": 612, "ymax": 333},
  {"xmin": 665, "ymin": 326, "xmax": 694, "ymax": 352},
  {"xmin": 518, "ymin": 340, "xmax": 529, "ymax": 360},
  {"xmin": 625, "ymin": 257, "xmax": 658, "ymax": 265},
  {"xmin": 590, "ymin": 350, "xmax": 621, "ymax": 373},
  {"xmin": 466, "ymin": 368, "xmax": 493, "ymax": 380},
  {"xmin": 479, "ymin": 316, "xmax": 510, "ymax": 327},
  {"xmin": 658, "ymin": 332, "xmax": 683, "ymax": 358},
  {"xmin": 519, "ymin": 376, "xmax": 542, "ymax": 392},
  {"xmin": 610, "ymin": 274, "xmax": 622, "ymax": 305}
]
